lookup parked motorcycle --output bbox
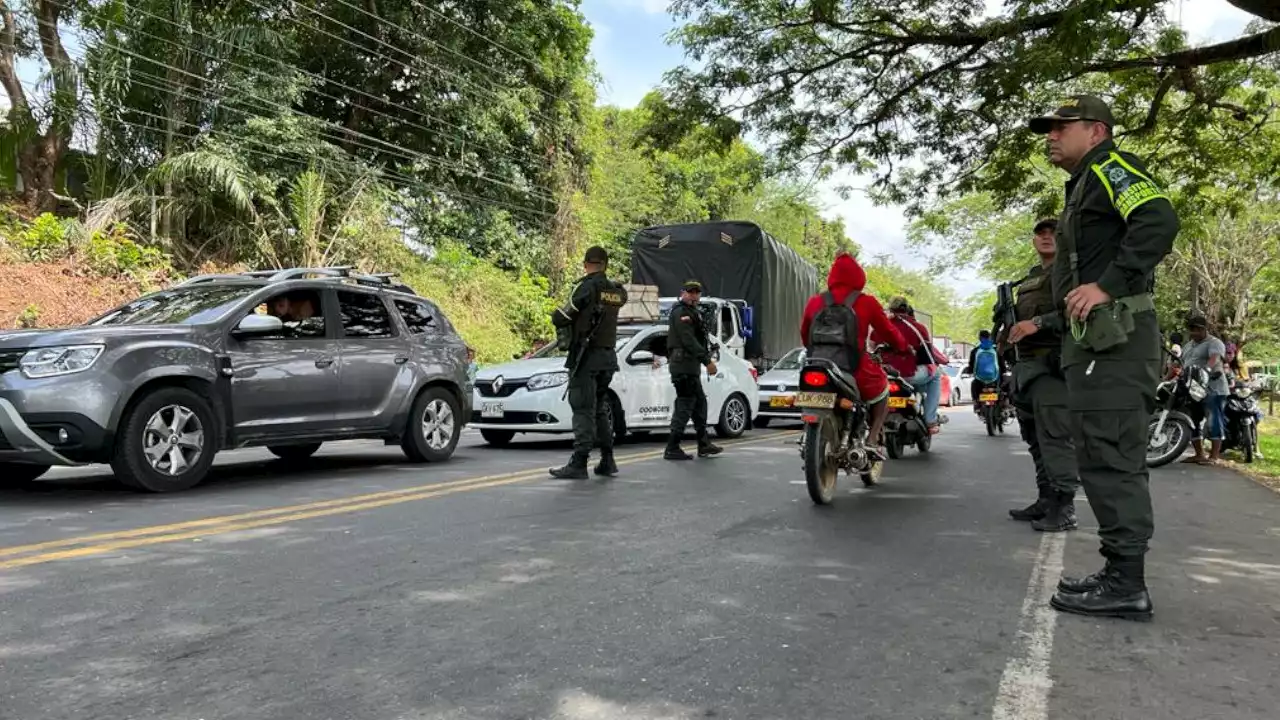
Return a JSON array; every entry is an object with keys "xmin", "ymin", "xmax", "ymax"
[
  {"xmin": 1147, "ymin": 364, "xmax": 1208, "ymax": 468},
  {"xmin": 795, "ymin": 358, "xmax": 882, "ymax": 505},
  {"xmin": 977, "ymin": 373, "xmax": 1016, "ymax": 436},
  {"xmin": 1222, "ymin": 380, "xmax": 1263, "ymax": 463},
  {"xmin": 883, "ymin": 367, "xmax": 931, "ymax": 458}
]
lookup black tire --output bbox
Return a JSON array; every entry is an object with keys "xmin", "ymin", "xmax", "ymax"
[
  {"xmin": 804, "ymin": 421, "xmax": 838, "ymax": 505},
  {"xmin": 480, "ymin": 429, "xmax": 515, "ymax": 447},
  {"xmin": 402, "ymin": 387, "xmax": 462, "ymax": 463},
  {"xmin": 885, "ymin": 430, "xmax": 904, "ymax": 459},
  {"xmin": 716, "ymin": 393, "xmax": 750, "ymax": 439},
  {"xmin": 1244, "ymin": 423, "xmax": 1256, "ymax": 464},
  {"xmin": 754, "ymin": 416, "xmax": 772, "ymax": 429},
  {"xmin": 1146, "ymin": 416, "xmax": 1191, "ymax": 469},
  {"xmin": 268, "ymin": 443, "xmax": 322, "ymax": 462},
  {"xmin": 0, "ymin": 463, "xmax": 50, "ymax": 488},
  {"xmin": 610, "ymin": 394, "xmax": 627, "ymax": 445},
  {"xmin": 111, "ymin": 386, "xmax": 217, "ymax": 493},
  {"xmin": 985, "ymin": 406, "xmax": 997, "ymax": 436}
]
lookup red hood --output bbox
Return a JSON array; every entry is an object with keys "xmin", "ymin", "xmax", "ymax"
[{"xmin": 827, "ymin": 253, "xmax": 867, "ymax": 294}]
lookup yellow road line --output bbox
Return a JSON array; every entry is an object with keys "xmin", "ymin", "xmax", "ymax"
[{"xmin": 0, "ymin": 431, "xmax": 797, "ymax": 570}]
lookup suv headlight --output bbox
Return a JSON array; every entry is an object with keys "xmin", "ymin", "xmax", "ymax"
[
  {"xmin": 527, "ymin": 371, "xmax": 569, "ymax": 391},
  {"xmin": 20, "ymin": 345, "xmax": 105, "ymax": 378}
]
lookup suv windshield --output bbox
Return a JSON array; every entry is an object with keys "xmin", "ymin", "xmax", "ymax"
[{"xmin": 90, "ymin": 285, "xmax": 261, "ymax": 326}]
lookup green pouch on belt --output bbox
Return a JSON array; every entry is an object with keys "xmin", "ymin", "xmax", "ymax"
[{"xmin": 1076, "ymin": 301, "xmax": 1134, "ymax": 352}]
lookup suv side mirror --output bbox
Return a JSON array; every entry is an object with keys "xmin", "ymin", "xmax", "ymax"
[
  {"xmin": 629, "ymin": 350, "xmax": 655, "ymax": 365},
  {"xmin": 233, "ymin": 314, "xmax": 284, "ymax": 337}
]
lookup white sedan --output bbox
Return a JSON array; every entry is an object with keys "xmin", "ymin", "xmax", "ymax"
[
  {"xmin": 754, "ymin": 347, "xmax": 806, "ymax": 427},
  {"xmin": 470, "ymin": 324, "xmax": 759, "ymax": 446}
]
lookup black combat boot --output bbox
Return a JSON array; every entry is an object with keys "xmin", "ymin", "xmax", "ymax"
[
  {"xmin": 594, "ymin": 450, "xmax": 618, "ymax": 477},
  {"xmin": 1058, "ymin": 549, "xmax": 1115, "ymax": 594},
  {"xmin": 549, "ymin": 453, "xmax": 589, "ymax": 479},
  {"xmin": 664, "ymin": 441, "xmax": 692, "ymax": 461},
  {"xmin": 1009, "ymin": 486, "xmax": 1051, "ymax": 521},
  {"xmin": 697, "ymin": 438, "xmax": 723, "ymax": 457},
  {"xmin": 1050, "ymin": 556, "xmax": 1153, "ymax": 621},
  {"xmin": 1032, "ymin": 491, "xmax": 1079, "ymax": 532}
]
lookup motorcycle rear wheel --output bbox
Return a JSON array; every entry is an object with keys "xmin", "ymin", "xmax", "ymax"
[
  {"xmin": 804, "ymin": 421, "xmax": 839, "ymax": 505},
  {"xmin": 984, "ymin": 406, "xmax": 997, "ymax": 436}
]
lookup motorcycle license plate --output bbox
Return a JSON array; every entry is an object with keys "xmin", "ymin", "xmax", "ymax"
[
  {"xmin": 979, "ymin": 393, "xmax": 999, "ymax": 403},
  {"xmin": 887, "ymin": 396, "xmax": 909, "ymax": 409},
  {"xmin": 794, "ymin": 391, "xmax": 836, "ymax": 409},
  {"xmin": 769, "ymin": 396, "xmax": 794, "ymax": 408}
]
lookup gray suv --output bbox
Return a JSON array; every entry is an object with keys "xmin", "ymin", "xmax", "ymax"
[{"xmin": 0, "ymin": 267, "xmax": 472, "ymax": 492}]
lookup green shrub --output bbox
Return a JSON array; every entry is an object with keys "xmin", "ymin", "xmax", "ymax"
[
  {"xmin": 83, "ymin": 222, "xmax": 170, "ymax": 277},
  {"xmin": 16, "ymin": 304, "xmax": 39, "ymax": 329},
  {"xmin": 16, "ymin": 213, "xmax": 73, "ymax": 261}
]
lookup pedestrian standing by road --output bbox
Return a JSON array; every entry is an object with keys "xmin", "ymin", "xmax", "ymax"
[
  {"xmin": 548, "ymin": 246, "xmax": 629, "ymax": 479},
  {"xmin": 1002, "ymin": 217, "xmax": 1079, "ymax": 532},
  {"xmin": 664, "ymin": 280, "xmax": 723, "ymax": 461},
  {"xmin": 1179, "ymin": 315, "xmax": 1230, "ymax": 465},
  {"xmin": 1026, "ymin": 94, "xmax": 1179, "ymax": 620}
]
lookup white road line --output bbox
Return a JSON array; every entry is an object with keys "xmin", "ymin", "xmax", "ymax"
[{"xmin": 991, "ymin": 531, "xmax": 1067, "ymax": 720}]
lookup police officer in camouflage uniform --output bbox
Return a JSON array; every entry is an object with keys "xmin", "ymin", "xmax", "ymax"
[
  {"xmin": 1004, "ymin": 217, "xmax": 1079, "ymax": 533},
  {"xmin": 1025, "ymin": 95, "xmax": 1178, "ymax": 620},
  {"xmin": 664, "ymin": 280, "xmax": 723, "ymax": 461},
  {"xmin": 548, "ymin": 247, "xmax": 628, "ymax": 479}
]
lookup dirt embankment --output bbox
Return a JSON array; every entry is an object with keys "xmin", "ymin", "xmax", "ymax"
[{"xmin": 0, "ymin": 260, "xmax": 148, "ymax": 328}]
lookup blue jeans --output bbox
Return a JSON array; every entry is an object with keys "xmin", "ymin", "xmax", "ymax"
[
  {"xmin": 906, "ymin": 366, "xmax": 941, "ymax": 425},
  {"xmin": 1203, "ymin": 395, "xmax": 1227, "ymax": 441}
]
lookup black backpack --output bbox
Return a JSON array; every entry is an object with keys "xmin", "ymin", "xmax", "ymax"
[{"xmin": 806, "ymin": 291, "xmax": 861, "ymax": 371}]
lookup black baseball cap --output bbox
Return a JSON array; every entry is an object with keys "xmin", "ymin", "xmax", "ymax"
[
  {"xmin": 1033, "ymin": 217, "xmax": 1058, "ymax": 234},
  {"xmin": 1029, "ymin": 94, "xmax": 1115, "ymax": 134},
  {"xmin": 583, "ymin": 246, "xmax": 608, "ymax": 264},
  {"xmin": 682, "ymin": 280, "xmax": 703, "ymax": 293}
]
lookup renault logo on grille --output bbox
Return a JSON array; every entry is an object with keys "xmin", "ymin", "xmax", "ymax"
[{"xmin": 492, "ymin": 376, "xmax": 505, "ymax": 393}]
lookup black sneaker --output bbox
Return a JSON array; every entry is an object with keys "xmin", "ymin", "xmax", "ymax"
[
  {"xmin": 664, "ymin": 447, "xmax": 693, "ymax": 461},
  {"xmin": 697, "ymin": 442, "xmax": 723, "ymax": 458}
]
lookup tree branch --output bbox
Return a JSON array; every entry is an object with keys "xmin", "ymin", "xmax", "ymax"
[
  {"xmin": 1121, "ymin": 71, "xmax": 1177, "ymax": 137},
  {"xmin": 1226, "ymin": 0, "xmax": 1280, "ymax": 22},
  {"xmin": 1084, "ymin": 25, "xmax": 1280, "ymax": 73},
  {"xmin": 0, "ymin": 0, "xmax": 31, "ymax": 120}
]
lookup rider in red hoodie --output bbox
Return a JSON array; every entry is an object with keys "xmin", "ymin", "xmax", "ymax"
[{"xmin": 800, "ymin": 252, "xmax": 908, "ymax": 455}]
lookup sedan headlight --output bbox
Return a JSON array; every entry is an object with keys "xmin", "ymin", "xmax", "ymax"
[
  {"xmin": 527, "ymin": 371, "xmax": 569, "ymax": 391},
  {"xmin": 20, "ymin": 345, "xmax": 104, "ymax": 378}
]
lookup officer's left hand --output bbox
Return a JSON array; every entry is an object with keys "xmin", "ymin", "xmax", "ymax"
[
  {"xmin": 1065, "ymin": 283, "xmax": 1111, "ymax": 321},
  {"xmin": 1008, "ymin": 320, "xmax": 1039, "ymax": 343}
]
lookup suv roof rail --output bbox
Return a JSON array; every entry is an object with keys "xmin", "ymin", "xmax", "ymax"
[
  {"xmin": 267, "ymin": 267, "xmax": 355, "ymax": 282},
  {"xmin": 176, "ymin": 273, "xmax": 257, "ymax": 287}
]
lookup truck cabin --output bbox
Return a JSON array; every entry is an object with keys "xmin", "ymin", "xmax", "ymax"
[{"xmin": 658, "ymin": 298, "xmax": 746, "ymax": 355}]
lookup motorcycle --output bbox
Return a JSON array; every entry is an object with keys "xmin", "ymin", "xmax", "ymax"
[
  {"xmin": 795, "ymin": 357, "xmax": 882, "ymax": 505},
  {"xmin": 883, "ymin": 367, "xmax": 931, "ymax": 458},
  {"xmin": 977, "ymin": 372, "xmax": 1016, "ymax": 436},
  {"xmin": 1222, "ymin": 380, "xmax": 1263, "ymax": 463},
  {"xmin": 1147, "ymin": 364, "xmax": 1208, "ymax": 468}
]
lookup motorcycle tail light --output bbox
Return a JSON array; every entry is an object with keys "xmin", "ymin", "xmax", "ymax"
[
  {"xmin": 888, "ymin": 381, "xmax": 901, "ymax": 393},
  {"xmin": 802, "ymin": 414, "xmax": 820, "ymax": 424},
  {"xmin": 802, "ymin": 370, "xmax": 828, "ymax": 387}
]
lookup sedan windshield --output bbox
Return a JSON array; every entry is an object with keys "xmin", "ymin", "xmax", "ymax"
[
  {"xmin": 773, "ymin": 348, "xmax": 806, "ymax": 370},
  {"xmin": 90, "ymin": 285, "xmax": 260, "ymax": 326}
]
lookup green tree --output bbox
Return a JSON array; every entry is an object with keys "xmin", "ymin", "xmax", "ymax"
[{"xmin": 664, "ymin": 0, "xmax": 1280, "ymax": 214}]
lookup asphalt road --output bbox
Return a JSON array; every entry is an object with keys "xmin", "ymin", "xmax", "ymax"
[{"xmin": 0, "ymin": 411, "xmax": 1277, "ymax": 720}]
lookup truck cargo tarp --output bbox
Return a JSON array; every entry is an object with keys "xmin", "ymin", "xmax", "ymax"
[{"xmin": 629, "ymin": 221, "xmax": 819, "ymax": 363}]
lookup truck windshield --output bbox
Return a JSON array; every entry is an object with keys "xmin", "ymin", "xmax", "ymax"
[{"xmin": 90, "ymin": 286, "xmax": 260, "ymax": 326}]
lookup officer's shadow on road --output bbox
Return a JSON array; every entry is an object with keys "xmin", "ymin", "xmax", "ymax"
[{"xmin": 0, "ymin": 453, "xmax": 417, "ymax": 505}]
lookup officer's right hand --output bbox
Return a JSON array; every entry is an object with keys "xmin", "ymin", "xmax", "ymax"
[
  {"xmin": 1008, "ymin": 320, "xmax": 1039, "ymax": 343},
  {"xmin": 706, "ymin": 361, "xmax": 718, "ymax": 376}
]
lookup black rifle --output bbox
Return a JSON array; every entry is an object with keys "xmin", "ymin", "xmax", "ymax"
[
  {"xmin": 561, "ymin": 306, "xmax": 604, "ymax": 402},
  {"xmin": 991, "ymin": 275, "xmax": 1030, "ymax": 363}
]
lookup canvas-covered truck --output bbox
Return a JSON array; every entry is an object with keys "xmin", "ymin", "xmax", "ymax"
[{"xmin": 630, "ymin": 221, "xmax": 819, "ymax": 370}]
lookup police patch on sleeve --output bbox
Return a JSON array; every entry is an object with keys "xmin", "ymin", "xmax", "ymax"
[{"xmin": 1097, "ymin": 154, "xmax": 1167, "ymax": 219}]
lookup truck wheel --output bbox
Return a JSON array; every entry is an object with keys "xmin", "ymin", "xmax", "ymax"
[
  {"xmin": 715, "ymin": 394, "xmax": 750, "ymax": 439},
  {"xmin": 111, "ymin": 387, "xmax": 217, "ymax": 493},
  {"xmin": 268, "ymin": 443, "xmax": 322, "ymax": 462},
  {"xmin": 0, "ymin": 463, "xmax": 50, "ymax": 488},
  {"xmin": 480, "ymin": 429, "xmax": 515, "ymax": 447},
  {"xmin": 402, "ymin": 387, "xmax": 461, "ymax": 463}
]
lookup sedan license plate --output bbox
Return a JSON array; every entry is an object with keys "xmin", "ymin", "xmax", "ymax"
[
  {"xmin": 769, "ymin": 396, "xmax": 794, "ymax": 408},
  {"xmin": 794, "ymin": 391, "xmax": 836, "ymax": 409},
  {"xmin": 887, "ymin": 396, "xmax": 909, "ymax": 409},
  {"xmin": 979, "ymin": 393, "xmax": 999, "ymax": 403},
  {"xmin": 481, "ymin": 402, "xmax": 504, "ymax": 418}
]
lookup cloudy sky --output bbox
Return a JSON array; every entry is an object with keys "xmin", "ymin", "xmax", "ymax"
[{"xmin": 580, "ymin": 0, "xmax": 1258, "ymax": 296}]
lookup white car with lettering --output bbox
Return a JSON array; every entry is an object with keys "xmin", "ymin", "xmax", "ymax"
[{"xmin": 469, "ymin": 324, "xmax": 758, "ymax": 446}]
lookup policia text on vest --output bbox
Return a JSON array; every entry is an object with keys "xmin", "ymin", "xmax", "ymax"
[{"xmin": 547, "ymin": 246, "xmax": 629, "ymax": 480}]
